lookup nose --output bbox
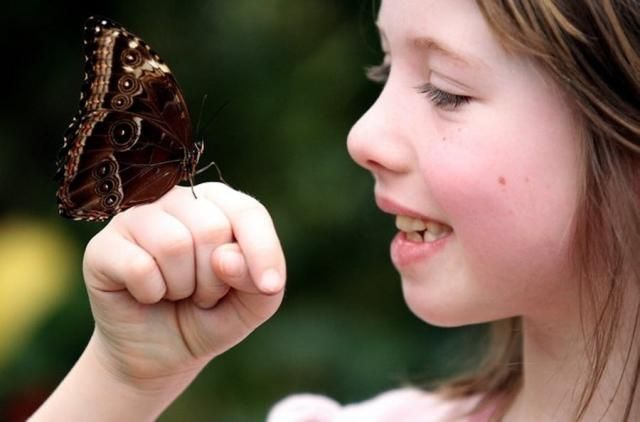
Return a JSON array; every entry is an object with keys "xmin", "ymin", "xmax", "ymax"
[{"xmin": 347, "ymin": 87, "xmax": 412, "ymax": 176}]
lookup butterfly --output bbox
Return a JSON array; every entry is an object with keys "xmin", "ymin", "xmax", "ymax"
[{"xmin": 56, "ymin": 16, "xmax": 204, "ymax": 222}]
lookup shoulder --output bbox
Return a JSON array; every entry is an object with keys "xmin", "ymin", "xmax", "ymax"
[{"xmin": 267, "ymin": 387, "xmax": 483, "ymax": 422}]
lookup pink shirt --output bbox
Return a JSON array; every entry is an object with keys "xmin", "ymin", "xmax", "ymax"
[{"xmin": 268, "ymin": 388, "xmax": 496, "ymax": 422}]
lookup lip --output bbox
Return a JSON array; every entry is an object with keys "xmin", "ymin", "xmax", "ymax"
[
  {"xmin": 375, "ymin": 195, "xmax": 451, "ymax": 267},
  {"xmin": 390, "ymin": 231, "xmax": 449, "ymax": 267},
  {"xmin": 375, "ymin": 195, "xmax": 433, "ymax": 220}
]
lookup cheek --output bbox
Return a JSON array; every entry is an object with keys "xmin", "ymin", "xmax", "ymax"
[
  {"xmin": 438, "ymin": 166, "xmax": 573, "ymax": 272},
  {"xmin": 421, "ymin": 124, "xmax": 581, "ymax": 311}
]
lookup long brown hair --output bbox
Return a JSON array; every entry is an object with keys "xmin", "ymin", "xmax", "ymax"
[{"xmin": 439, "ymin": 1, "xmax": 640, "ymax": 420}]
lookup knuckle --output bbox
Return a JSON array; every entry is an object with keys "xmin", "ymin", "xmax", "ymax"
[
  {"xmin": 234, "ymin": 199, "xmax": 269, "ymax": 221},
  {"xmin": 83, "ymin": 234, "xmax": 101, "ymax": 264},
  {"xmin": 156, "ymin": 229, "xmax": 194, "ymax": 258},
  {"xmin": 195, "ymin": 281, "xmax": 230, "ymax": 304},
  {"xmin": 194, "ymin": 219, "xmax": 232, "ymax": 246},
  {"xmin": 157, "ymin": 185, "xmax": 184, "ymax": 201},
  {"xmin": 83, "ymin": 231, "xmax": 119, "ymax": 277},
  {"xmin": 198, "ymin": 181, "xmax": 229, "ymax": 197},
  {"xmin": 82, "ymin": 236, "xmax": 104, "ymax": 278},
  {"xmin": 126, "ymin": 252, "xmax": 159, "ymax": 283}
]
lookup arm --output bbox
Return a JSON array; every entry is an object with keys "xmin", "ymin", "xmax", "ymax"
[
  {"xmin": 31, "ymin": 183, "xmax": 286, "ymax": 421},
  {"xmin": 31, "ymin": 333, "xmax": 192, "ymax": 422}
]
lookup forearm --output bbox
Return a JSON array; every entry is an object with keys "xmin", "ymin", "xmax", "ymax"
[{"xmin": 29, "ymin": 332, "xmax": 193, "ymax": 422}]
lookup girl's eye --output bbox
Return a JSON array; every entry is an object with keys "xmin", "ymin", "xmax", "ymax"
[
  {"xmin": 417, "ymin": 83, "xmax": 471, "ymax": 111},
  {"xmin": 365, "ymin": 62, "xmax": 390, "ymax": 84},
  {"xmin": 364, "ymin": 62, "xmax": 471, "ymax": 111}
]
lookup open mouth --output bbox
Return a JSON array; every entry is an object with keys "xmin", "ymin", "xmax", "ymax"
[{"xmin": 395, "ymin": 215, "xmax": 452, "ymax": 242}]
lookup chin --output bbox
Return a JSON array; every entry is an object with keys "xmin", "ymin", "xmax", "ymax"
[
  {"xmin": 406, "ymin": 303, "xmax": 471, "ymax": 328},
  {"xmin": 400, "ymin": 276, "xmax": 499, "ymax": 328}
]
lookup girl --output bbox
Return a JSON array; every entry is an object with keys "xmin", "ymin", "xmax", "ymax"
[{"xmin": 31, "ymin": 0, "xmax": 640, "ymax": 420}]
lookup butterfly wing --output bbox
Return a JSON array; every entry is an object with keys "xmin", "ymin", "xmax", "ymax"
[{"xmin": 57, "ymin": 16, "xmax": 197, "ymax": 221}]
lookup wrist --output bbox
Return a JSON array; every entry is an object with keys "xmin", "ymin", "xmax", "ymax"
[
  {"xmin": 89, "ymin": 329, "xmax": 203, "ymax": 394},
  {"xmin": 30, "ymin": 331, "xmax": 199, "ymax": 422}
]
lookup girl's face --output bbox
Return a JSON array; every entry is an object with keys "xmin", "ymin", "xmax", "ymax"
[{"xmin": 348, "ymin": 0, "xmax": 583, "ymax": 326}]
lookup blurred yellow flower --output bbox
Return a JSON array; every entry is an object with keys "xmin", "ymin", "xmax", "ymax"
[{"xmin": 0, "ymin": 217, "xmax": 77, "ymax": 368}]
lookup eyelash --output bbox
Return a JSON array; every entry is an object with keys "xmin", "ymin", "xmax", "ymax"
[{"xmin": 365, "ymin": 63, "xmax": 471, "ymax": 110}]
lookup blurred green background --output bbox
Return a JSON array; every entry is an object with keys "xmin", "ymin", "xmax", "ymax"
[{"xmin": 0, "ymin": 1, "xmax": 486, "ymax": 420}]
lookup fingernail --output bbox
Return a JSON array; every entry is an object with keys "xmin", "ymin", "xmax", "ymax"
[{"xmin": 260, "ymin": 268, "xmax": 283, "ymax": 294}]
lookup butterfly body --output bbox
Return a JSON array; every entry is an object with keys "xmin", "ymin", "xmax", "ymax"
[{"xmin": 57, "ymin": 16, "xmax": 201, "ymax": 221}]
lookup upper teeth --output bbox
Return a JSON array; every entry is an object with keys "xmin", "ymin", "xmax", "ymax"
[{"xmin": 395, "ymin": 215, "xmax": 451, "ymax": 242}]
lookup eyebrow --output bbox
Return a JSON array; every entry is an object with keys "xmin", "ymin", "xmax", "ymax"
[
  {"xmin": 412, "ymin": 37, "xmax": 482, "ymax": 68},
  {"xmin": 376, "ymin": 24, "xmax": 486, "ymax": 69}
]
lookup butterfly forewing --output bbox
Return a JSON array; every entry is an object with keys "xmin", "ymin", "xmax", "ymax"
[{"xmin": 57, "ymin": 16, "xmax": 199, "ymax": 221}]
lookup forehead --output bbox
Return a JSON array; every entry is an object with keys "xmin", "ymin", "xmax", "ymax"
[{"xmin": 376, "ymin": 0, "xmax": 506, "ymax": 66}]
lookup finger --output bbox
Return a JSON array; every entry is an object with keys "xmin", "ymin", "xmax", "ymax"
[
  {"xmin": 118, "ymin": 205, "xmax": 196, "ymax": 301},
  {"xmin": 187, "ymin": 281, "xmax": 284, "ymax": 356},
  {"xmin": 160, "ymin": 187, "xmax": 234, "ymax": 308},
  {"xmin": 211, "ymin": 243, "xmax": 259, "ymax": 294},
  {"xmin": 198, "ymin": 183, "xmax": 286, "ymax": 294},
  {"xmin": 84, "ymin": 229, "xmax": 166, "ymax": 304}
]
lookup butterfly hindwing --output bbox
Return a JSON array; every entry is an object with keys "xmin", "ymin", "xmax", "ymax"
[
  {"xmin": 58, "ymin": 109, "xmax": 189, "ymax": 221},
  {"xmin": 57, "ymin": 16, "xmax": 200, "ymax": 221}
]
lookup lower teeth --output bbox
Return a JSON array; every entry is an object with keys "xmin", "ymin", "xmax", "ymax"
[
  {"xmin": 406, "ymin": 231, "xmax": 423, "ymax": 242},
  {"xmin": 423, "ymin": 231, "xmax": 440, "ymax": 242},
  {"xmin": 405, "ymin": 230, "xmax": 448, "ymax": 243}
]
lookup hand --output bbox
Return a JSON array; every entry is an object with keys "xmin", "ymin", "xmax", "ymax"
[{"xmin": 82, "ymin": 182, "xmax": 286, "ymax": 391}]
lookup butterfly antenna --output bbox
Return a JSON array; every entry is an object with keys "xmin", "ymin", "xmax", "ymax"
[
  {"xmin": 195, "ymin": 93, "xmax": 209, "ymax": 141},
  {"xmin": 193, "ymin": 100, "xmax": 231, "ymax": 187},
  {"xmin": 199, "ymin": 100, "xmax": 230, "ymax": 139}
]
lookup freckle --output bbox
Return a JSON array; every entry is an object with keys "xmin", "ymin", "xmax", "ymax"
[
  {"xmin": 498, "ymin": 176, "xmax": 506, "ymax": 186},
  {"xmin": 442, "ymin": 136, "xmax": 446, "ymax": 141}
]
